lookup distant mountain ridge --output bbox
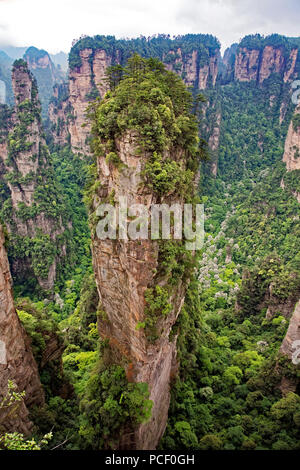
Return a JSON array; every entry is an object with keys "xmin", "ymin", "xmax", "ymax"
[{"xmin": 0, "ymin": 45, "xmax": 67, "ymax": 116}]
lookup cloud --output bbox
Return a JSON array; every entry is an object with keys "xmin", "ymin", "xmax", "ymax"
[
  {"xmin": 0, "ymin": 0, "xmax": 299, "ymax": 54},
  {"xmin": 177, "ymin": 0, "xmax": 300, "ymax": 51}
]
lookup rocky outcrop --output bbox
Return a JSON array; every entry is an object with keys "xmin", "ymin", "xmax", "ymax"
[
  {"xmin": 24, "ymin": 47, "xmax": 58, "ymax": 77},
  {"xmin": 62, "ymin": 48, "xmax": 110, "ymax": 152},
  {"xmin": 91, "ymin": 131, "xmax": 189, "ymax": 449},
  {"xmin": 283, "ymin": 107, "xmax": 300, "ymax": 171},
  {"xmin": 0, "ymin": 60, "xmax": 70, "ymax": 291},
  {"xmin": 278, "ymin": 301, "xmax": 300, "ymax": 395},
  {"xmin": 258, "ymin": 46, "xmax": 285, "ymax": 84},
  {"xmin": 222, "ymin": 43, "xmax": 237, "ymax": 79},
  {"xmin": 88, "ymin": 60, "xmax": 200, "ymax": 448},
  {"xmin": 284, "ymin": 49, "xmax": 298, "ymax": 82},
  {"xmin": 0, "ymin": 225, "xmax": 44, "ymax": 435},
  {"xmin": 48, "ymin": 83, "xmax": 72, "ymax": 145},
  {"xmin": 234, "ymin": 46, "xmax": 298, "ymax": 84},
  {"xmin": 280, "ymin": 301, "xmax": 300, "ymax": 358},
  {"xmin": 24, "ymin": 47, "xmax": 64, "ymax": 116},
  {"xmin": 68, "ymin": 49, "xmax": 95, "ymax": 152},
  {"xmin": 208, "ymin": 112, "xmax": 221, "ymax": 176},
  {"xmin": 234, "ymin": 47, "xmax": 260, "ymax": 82},
  {"xmin": 264, "ymin": 276, "xmax": 299, "ymax": 320},
  {"xmin": 198, "ymin": 55, "xmax": 218, "ymax": 90},
  {"xmin": 67, "ymin": 48, "xmax": 112, "ymax": 153}
]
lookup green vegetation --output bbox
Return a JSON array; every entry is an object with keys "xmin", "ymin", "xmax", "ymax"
[
  {"xmin": 0, "ymin": 380, "xmax": 52, "ymax": 451},
  {"xmin": 23, "ymin": 47, "xmax": 63, "ymax": 117},
  {"xmin": 143, "ymin": 285, "xmax": 172, "ymax": 341},
  {"xmin": 1, "ymin": 33, "xmax": 300, "ymax": 451},
  {"xmin": 212, "ymin": 79, "xmax": 293, "ymax": 181},
  {"xmin": 79, "ymin": 355, "xmax": 153, "ymax": 449},
  {"xmin": 239, "ymin": 33, "xmax": 296, "ymax": 54},
  {"xmin": 161, "ymin": 65, "xmax": 300, "ymax": 450},
  {"xmin": 89, "ymin": 54, "xmax": 202, "ymax": 347},
  {"xmin": 292, "ymin": 113, "xmax": 300, "ymax": 131},
  {"xmin": 90, "ymin": 54, "xmax": 200, "ymax": 160},
  {"xmin": 69, "ymin": 34, "xmax": 220, "ymax": 73},
  {"xmin": 0, "ymin": 63, "xmax": 83, "ymax": 295},
  {"xmin": 142, "ymin": 151, "xmax": 194, "ymax": 197}
]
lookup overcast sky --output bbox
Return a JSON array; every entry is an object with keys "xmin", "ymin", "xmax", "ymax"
[{"xmin": 0, "ymin": 0, "xmax": 300, "ymax": 54}]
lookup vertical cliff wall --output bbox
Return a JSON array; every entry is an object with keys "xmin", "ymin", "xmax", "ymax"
[
  {"xmin": 283, "ymin": 106, "xmax": 300, "ymax": 171},
  {"xmin": 48, "ymin": 83, "xmax": 73, "ymax": 146},
  {"xmin": 278, "ymin": 300, "xmax": 300, "ymax": 395},
  {"xmin": 88, "ymin": 56, "xmax": 200, "ymax": 449},
  {"xmin": 233, "ymin": 38, "xmax": 298, "ymax": 84},
  {"xmin": 0, "ymin": 225, "xmax": 44, "ymax": 435},
  {"xmin": 0, "ymin": 60, "xmax": 70, "ymax": 291},
  {"xmin": 280, "ymin": 301, "xmax": 300, "ymax": 360},
  {"xmin": 49, "ymin": 35, "xmax": 220, "ymax": 154},
  {"xmin": 68, "ymin": 48, "xmax": 111, "ymax": 152},
  {"xmin": 23, "ymin": 46, "xmax": 65, "ymax": 117}
]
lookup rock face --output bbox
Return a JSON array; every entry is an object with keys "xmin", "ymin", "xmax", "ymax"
[
  {"xmin": 0, "ymin": 225, "xmax": 44, "ymax": 435},
  {"xmin": 234, "ymin": 46, "xmax": 298, "ymax": 84},
  {"xmin": 24, "ymin": 47, "xmax": 59, "ymax": 79},
  {"xmin": 208, "ymin": 112, "xmax": 221, "ymax": 176},
  {"xmin": 284, "ymin": 48, "xmax": 298, "ymax": 82},
  {"xmin": 258, "ymin": 46, "xmax": 285, "ymax": 83},
  {"xmin": 234, "ymin": 47, "xmax": 261, "ymax": 82},
  {"xmin": 68, "ymin": 48, "xmax": 111, "ymax": 153},
  {"xmin": 48, "ymin": 83, "xmax": 73, "ymax": 146},
  {"xmin": 0, "ymin": 60, "xmax": 69, "ymax": 291},
  {"xmin": 278, "ymin": 301, "xmax": 300, "ymax": 395},
  {"xmin": 163, "ymin": 47, "xmax": 219, "ymax": 90},
  {"xmin": 283, "ymin": 107, "xmax": 300, "ymax": 171},
  {"xmin": 280, "ymin": 301, "xmax": 300, "ymax": 359},
  {"xmin": 91, "ymin": 131, "xmax": 189, "ymax": 449}
]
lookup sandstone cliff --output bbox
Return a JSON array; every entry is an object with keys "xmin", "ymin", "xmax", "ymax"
[
  {"xmin": 234, "ymin": 47, "xmax": 261, "ymax": 82},
  {"xmin": 24, "ymin": 46, "xmax": 64, "ymax": 117},
  {"xmin": 234, "ymin": 45, "xmax": 298, "ymax": 84},
  {"xmin": 0, "ymin": 60, "xmax": 70, "ymax": 291},
  {"xmin": 92, "ymin": 133, "xmax": 186, "ymax": 449},
  {"xmin": 0, "ymin": 225, "xmax": 44, "ymax": 435},
  {"xmin": 283, "ymin": 106, "xmax": 300, "ymax": 171},
  {"xmin": 208, "ymin": 111, "xmax": 221, "ymax": 176},
  {"xmin": 163, "ymin": 47, "xmax": 219, "ymax": 89},
  {"xmin": 49, "ymin": 35, "xmax": 220, "ymax": 154}
]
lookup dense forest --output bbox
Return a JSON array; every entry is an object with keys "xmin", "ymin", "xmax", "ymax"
[{"xmin": 0, "ymin": 32, "xmax": 300, "ymax": 451}]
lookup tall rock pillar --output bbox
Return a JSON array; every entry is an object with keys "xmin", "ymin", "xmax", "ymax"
[{"xmin": 88, "ymin": 56, "xmax": 201, "ymax": 449}]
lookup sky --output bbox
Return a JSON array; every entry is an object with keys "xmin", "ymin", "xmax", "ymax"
[{"xmin": 0, "ymin": 0, "xmax": 300, "ymax": 55}]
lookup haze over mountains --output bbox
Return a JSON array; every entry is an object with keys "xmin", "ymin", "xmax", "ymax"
[{"xmin": 0, "ymin": 45, "xmax": 67, "ymax": 114}]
